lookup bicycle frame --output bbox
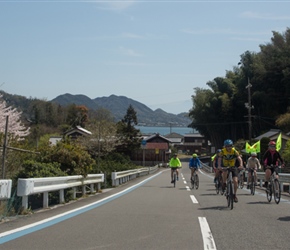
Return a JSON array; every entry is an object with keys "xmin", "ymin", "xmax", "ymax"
[
  {"xmin": 191, "ymin": 170, "xmax": 199, "ymax": 190},
  {"xmin": 247, "ymin": 168, "xmax": 256, "ymax": 195},
  {"xmin": 225, "ymin": 167, "xmax": 234, "ymax": 209},
  {"xmin": 172, "ymin": 168, "xmax": 177, "ymax": 188},
  {"xmin": 266, "ymin": 165, "xmax": 281, "ymax": 204}
]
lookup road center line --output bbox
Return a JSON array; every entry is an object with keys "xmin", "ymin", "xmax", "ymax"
[
  {"xmin": 190, "ymin": 195, "xmax": 198, "ymax": 204},
  {"xmin": 198, "ymin": 217, "xmax": 217, "ymax": 250}
]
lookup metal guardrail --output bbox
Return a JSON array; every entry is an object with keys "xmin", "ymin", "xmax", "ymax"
[
  {"xmin": 111, "ymin": 165, "xmax": 159, "ymax": 187},
  {"xmin": 17, "ymin": 174, "xmax": 104, "ymax": 209},
  {"xmin": 0, "ymin": 179, "xmax": 12, "ymax": 200},
  {"xmin": 256, "ymin": 171, "xmax": 290, "ymax": 193}
]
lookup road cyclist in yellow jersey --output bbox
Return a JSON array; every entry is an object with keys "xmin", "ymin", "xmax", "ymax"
[
  {"xmin": 218, "ymin": 139, "xmax": 243, "ymax": 203},
  {"xmin": 169, "ymin": 153, "xmax": 182, "ymax": 183}
]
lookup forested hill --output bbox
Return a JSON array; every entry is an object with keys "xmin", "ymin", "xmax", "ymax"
[{"xmin": 52, "ymin": 93, "xmax": 191, "ymax": 126}]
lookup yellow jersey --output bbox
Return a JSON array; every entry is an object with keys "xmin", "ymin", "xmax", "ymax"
[{"xmin": 221, "ymin": 147, "xmax": 240, "ymax": 167}]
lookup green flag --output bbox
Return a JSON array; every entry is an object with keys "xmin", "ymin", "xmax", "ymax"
[
  {"xmin": 276, "ymin": 133, "xmax": 282, "ymax": 151},
  {"xmin": 251, "ymin": 141, "xmax": 260, "ymax": 153},
  {"xmin": 245, "ymin": 142, "xmax": 252, "ymax": 153}
]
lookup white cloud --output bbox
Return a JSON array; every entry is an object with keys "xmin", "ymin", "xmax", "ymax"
[{"xmin": 119, "ymin": 46, "xmax": 143, "ymax": 57}]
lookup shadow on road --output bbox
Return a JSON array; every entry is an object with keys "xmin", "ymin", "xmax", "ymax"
[{"xmin": 278, "ymin": 216, "xmax": 290, "ymax": 222}]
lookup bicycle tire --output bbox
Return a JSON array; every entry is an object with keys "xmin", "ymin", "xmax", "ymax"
[
  {"xmin": 215, "ymin": 178, "xmax": 220, "ymax": 194},
  {"xmin": 266, "ymin": 183, "xmax": 272, "ymax": 202},
  {"xmin": 191, "ymin": 178, "xmax": 194, "ymax": 190},
  {"xmin": 240, "ymin": 174, "xmax": 244, "ymax": 189},
  {"xmin": 173, "ymin": 172, "xmax": 176, "ymax": 188},
  {"xmin": 195, "ymin": 174, "xmax": 199, "ymax": 189},
  {"xmin": 219, "ymin": 175, "xmax": 224, "ymax": 195},
  {"xmin": 227, "ymin": 181, "xmax": 234, "ymax": 209},
  {"xmin": 273, "ymin": 179, "xmax": 281, "ymax": 204},
  {"xmin": 229, "ymin": 181, "xmax": 234, "ymax": 209},
  {"xmin": 251, "ymin": 181, "xmax": 255, "ymax": 195}
]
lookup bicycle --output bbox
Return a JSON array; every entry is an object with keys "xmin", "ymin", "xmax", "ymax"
[
  {"xmin": 191, "ymin": 169, "xmax": 199, "ymax": 189},
  {"xmin": 247, "ymin": 168, "xmax": 256, "ymax": 195},
  {"xmin": 215, "ymin": 170, "xmax": 223, "ymax": 195},
  {"xmin": 224, "ymin": 167, "xmax": 235, "ymax": 210},
  {"xmin": 265, "ymin": 165, "xmax": 281, "ymax": 204},
  {"xmin": 171, "ymin": 167, "xmax": 179, "ymax": 188},
  {"xmin": 238, "ymin": 168, "xmax": 245, "ymax": 189}
]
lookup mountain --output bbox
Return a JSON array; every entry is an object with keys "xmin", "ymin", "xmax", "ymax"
[{"xmin": 52, "ymin": 93, "xmax": 192, "ymax": 126}]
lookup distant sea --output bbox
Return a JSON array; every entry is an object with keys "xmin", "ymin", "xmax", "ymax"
[{"xmin": 135, "ymin": 126, "xmax": 196, "ymax": 135}]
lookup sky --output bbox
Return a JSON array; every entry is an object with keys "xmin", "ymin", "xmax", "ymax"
[{"xmin": 1, "ymin": 1, "xmax": 290, "ymax": 115}]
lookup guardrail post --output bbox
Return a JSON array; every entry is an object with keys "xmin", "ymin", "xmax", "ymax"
[
  {"xmin": 90, "ymin": 184, "xmax": 95, "ymax": 193},
  {"xmin": 22, "ymin": 196, "xmax": 28, "ymax": 210},
  {"xmin": 59, "ymin": 189, "xmax": 64, "ymax": 204},
  {"xmin": 43, "ymin": 192, "xmax": 49, "ymax": 208},
  {"xmin": 112, "ymin": 171, "xmax": 117, "ymax": 187},
  {"xmin": 82, "ymin": 185, "xmax": 86, "ymax": 196},
  {"xmin": 72, "ymin": 187, "xmax": 76, "ymax": 199}
]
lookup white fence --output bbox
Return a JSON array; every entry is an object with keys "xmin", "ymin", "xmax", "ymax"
[
  {"xmin": 0, "ymin": 180, "xmax": 12, "ymax": 200},
  {"xmin": 17, "ymin": 174, "xmax": 104, "ymax": 209},
  {"xmin": 111, "ymin": 165, "xmax": 159, "ymax": 186}
]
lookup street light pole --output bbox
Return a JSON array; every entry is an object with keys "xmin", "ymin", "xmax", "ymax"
[{"xmin": 246, "ymin": 78, "xmax": 253, "ymax": 143}]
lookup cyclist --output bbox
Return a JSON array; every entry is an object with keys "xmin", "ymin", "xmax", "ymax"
[
  {"xmin": 212, "ymin": 149, "xmax": 222, "ymax": 184},
  {"xmin": 169, "ymin": 153, "xmax": 182, "ymax": 183},
  {"xmin": 246, "ymin": 152, "xmax": 261, "ymax": 188},
  {"xmin": 189, "ymin": 153, "xmax": 201, "ymax": 181},
  {"xmin": 217, "ymin": 139, "xmax": 243, "ymax": 203},
  {"xmin": 262, "ymin": 141, "xmax": 285, "ymax": 188}
]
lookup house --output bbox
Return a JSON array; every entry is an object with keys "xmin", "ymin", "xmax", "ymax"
[
  {"xmin": 132, "ymin": 133, "xmax": 171, "ymax": 166},
  {"xmin": 164, "ymin": 132, "xmax": 183, "ymax": 146},
  {"xmin": 254, "ymin": 129, "xmax": 290, "ymax": 151},
  {"xmin": 176, "ymin": 133, "xmax": 208, "ymax": 155},
  {"xmin": 64, "ymin": 125, "xmax": 92, "ymax": 139}
]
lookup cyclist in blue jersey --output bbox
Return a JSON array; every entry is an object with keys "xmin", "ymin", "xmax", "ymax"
[{"xmin": 189, "ymin": 153, "xmax": 201, "ymax": 181}]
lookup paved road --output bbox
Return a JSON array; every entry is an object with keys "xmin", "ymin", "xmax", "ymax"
[{"xmin": 1, "ymin": 162, "xmax": 290, "ymax": 249}]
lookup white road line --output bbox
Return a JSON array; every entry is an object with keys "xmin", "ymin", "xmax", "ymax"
[
  {"xmin": 186, "ymin": 186, "xmax": 191, "ymax": 191},
  {"xmin": 190, "ymin": 195, "xmax": 198, "ymax": 204},
  {"xmin": 198, "ymin": 217, "xmax": 217, "ymax": 250}
]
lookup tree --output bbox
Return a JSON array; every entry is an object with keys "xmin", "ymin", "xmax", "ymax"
[
  {"xmin": 0, "ymin": 95, "xmax": 30, "ymax": 141},
  {"xmin": 115, "ymin": 105, "xmax": 142, "ymax": 158}
]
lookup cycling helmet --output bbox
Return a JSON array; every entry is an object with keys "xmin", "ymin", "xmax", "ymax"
[
  {"xmin": 192, "ymin": 153, "xmax": 197, "ymax": 157},
  {"xmin": 216, "ymin": 149, "xmax": 222, "ymax": 153},
  {"xmin": 251, "ymin": 152, "xmax": 257, "ymax": 157},
  {"xmin": 268, "ymin": 141, "xmax": 276, "ymax": 146},
  {"xmin": 224, "ymin": 139, "xmax": 233, "ymax": 146}
]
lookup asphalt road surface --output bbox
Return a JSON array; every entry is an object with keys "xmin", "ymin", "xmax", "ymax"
[{"xmin": 1, "ymin": 162, "xmax": 290, "ymax": 250}]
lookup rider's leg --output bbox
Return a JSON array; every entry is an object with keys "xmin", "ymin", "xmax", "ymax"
[
  {"xmin": 176, "ymin": 169, "xmax": 179, "ymax": 180},
  {"xmin": 191, "ymin": 168, "xmax": 194, "ymax": 180},
  {"xmin": 264, "ymin": 168, "xmax": 271, "ymax": 187},
  {"xmin": 222, "ymin": 171, "xmax": 227, "ymax": 190}
]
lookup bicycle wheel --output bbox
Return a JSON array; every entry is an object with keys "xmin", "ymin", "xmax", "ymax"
[
  {"xmin": 273, "ymin": 179, "xmax": 281, "ymax": 204},
  {"xmin": 219, "ymin": 175, "xmax": 224, "ymax": 195},
  {"xmin": 227, "ymin": 181, "xmax": 234, "ymax": 209},
  {"xmin": 239, "ymin": 174, "xmax": 244, "ymax": 189},
  {"xmin": 266, "ymin": 183, "xmax": 272, "ymax": 202},
  {"xmin": 195, "ymin": 174, "xmax": 199, "ymax": 189},
  {"xmin": 173, "ymin": 172, "xmax": 176, "ymax": 188},
  {"xmin": 191, "ymin": 177, "xmax": 194, "ymax": 190},
  {"xmin": 215, "ymin": 178, "xmax": 220, "ymax": 194},
  {"xmin": 251, "ymin": 181, "xmax": 255, "ymax": 195}
]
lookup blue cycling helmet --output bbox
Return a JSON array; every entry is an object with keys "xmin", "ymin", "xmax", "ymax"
[
  {"xmin": 216, "ymin": 149, "xmax": 222, "ymax": 153},
  {"xmin": 224, "ymin": 139, "xmax": 233, "ymax": 146}
]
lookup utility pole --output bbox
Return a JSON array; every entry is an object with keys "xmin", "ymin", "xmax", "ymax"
[
  {"xmin": 245, "ymin": 78, "xmax": 253, "ymax": 144},
  {"xmin": 2, "ymin": 116, "xmax": 8, "ymax": 179}
]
